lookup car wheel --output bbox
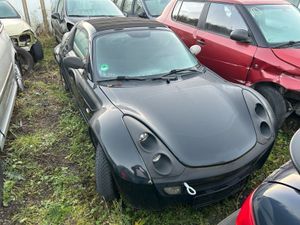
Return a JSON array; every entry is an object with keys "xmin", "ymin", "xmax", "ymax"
[
  {"xmin": 256, "ymin": 85, "xmax": 287, "ymax": 129},
  {"xmin": 15, "ymin": 46, "xmax": 34, "ymax": 73},
  {"xmin": 30, "ymin": 40, "xmax": 44, "ymax": 62},
  {"xmin": 95, "ymin": 144, "xmax": 118, "ymax": 201},
  {"xmin": 15, "ymin": 63, "xmax": 24, "ymax": 91}
]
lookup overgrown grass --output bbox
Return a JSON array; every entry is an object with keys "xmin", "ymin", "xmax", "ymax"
[{"xmin": 1, "ymin": 35, "xmax": 299, "ymax": 225}]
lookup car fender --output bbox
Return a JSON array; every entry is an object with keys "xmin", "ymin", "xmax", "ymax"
[{"xmin": 89, "ymin": 106, "xmax": 152, "ymax": 185}]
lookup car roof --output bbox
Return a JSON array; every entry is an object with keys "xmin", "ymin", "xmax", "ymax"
[
  {"xmin": 86, "ymin": 17, "xmax": 165, "ymax": 32},
  {"xmin": 209, "ymin": 0, "xmax": 289, "ymax": 4}
]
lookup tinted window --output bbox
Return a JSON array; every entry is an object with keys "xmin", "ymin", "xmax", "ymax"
[
  {"xmin": 176, "ymin": 1, "xmax": 205, "ymax": 26},
  {"xmin": 205, "ymin": 3, "xmax": 248, "ymax": 36},
  {"xmin": 0, "ymin": 1, "xmax": 20, "ymax": 18},
  {"xmin": 134, "ymin": 0, "xmax": 144, "ymax": 15},
  {"xmin": 246, "ymin": 4, "xmax": 300, "ymax": 46},
  {"xmin": 66, "ymin": 0, "xmax": 124, "ymax": 17},
  {"xmin": 144, "ymin": 0, "xmax": 171, "ymax": 17},
  {"xmin": 94, "ymin": 30, "xmax": 198, "ymax": 79},
  {"xmin": 123, "ymin": 0, "xmax": 134, "ymax": 13},
  {"xmin": 73, "ymin": 29, "xmax": 89, "ymax": 58}
]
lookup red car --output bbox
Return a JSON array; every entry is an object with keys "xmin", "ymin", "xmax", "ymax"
[{"xmin": 157, "ymin": 0, "xmax": 300, "ymax": 127}]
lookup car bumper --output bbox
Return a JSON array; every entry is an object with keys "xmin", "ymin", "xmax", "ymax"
[{"xmin": 115, "ymin": 141, "xmax": 274, "ymax": 209}]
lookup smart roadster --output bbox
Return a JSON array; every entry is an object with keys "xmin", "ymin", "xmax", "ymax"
[
  {"xmin": 54, "ymin": 17, "xmax": 276, "ymax": 209},
  {"xmin": 218, "ymin": 128, "xmax": 300, "ymax": 225}
]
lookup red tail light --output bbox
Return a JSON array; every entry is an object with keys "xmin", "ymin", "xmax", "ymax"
[{"xmin": 236, "ymin": 191, "xmax": 256, "ymax": 225}]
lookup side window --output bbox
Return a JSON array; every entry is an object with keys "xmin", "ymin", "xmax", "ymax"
[
  {"xmin": 176, "ymin": 1, "xmax": 205, "ymax": 26},
  {"xmin": 73, "ymin": 29, "xmax": 89, "ymax": 59},
  {"xmin": 123, "ymin": 0, "xmax": 134, "ymax": 14},
  {"xmin": 205, "ymin": 3, "xmax": 248, "ymax": 37},
  {"xmin": 57, "ymin": 0, "xmax": 64, "ymax": 16},
  {"xmin": 133, "ymin": 0, "xmax": 144, "ymax": 15},
  {"xmin": 171, "ymin": 0, "xmax": 182, "ymax": 20}
]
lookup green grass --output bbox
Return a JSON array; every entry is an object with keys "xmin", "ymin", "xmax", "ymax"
[{"xmin": 1, "ymin": 35, "xmax": 299, "ymax": 225}]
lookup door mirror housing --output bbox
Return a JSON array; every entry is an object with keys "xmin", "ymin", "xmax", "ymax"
[
  {"xmin": 290, "ymin": 129, "xmax": 300, "ymax": 173},
  {"xmin": 138, "ymin": 11, "xmax": 148, "ymax": 18},
  {"xmin": 51, "ymin": 12, "xmax": 60, "ymax": 20},
  {"xmin": 189, "ymin": 45, "xmax": 201, "ymax": 55},
  {"xmin": 63, "ymin": 56, "xmax": 85, "ymax": 69},
  {"xmin": 230, "ymin": 29, "xmax": 251, "ymax": 43}
]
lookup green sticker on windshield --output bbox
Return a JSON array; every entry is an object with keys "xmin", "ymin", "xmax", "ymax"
[{"xmin": 100, "ymin": 64, "xmax": 109, "ymax": 72}]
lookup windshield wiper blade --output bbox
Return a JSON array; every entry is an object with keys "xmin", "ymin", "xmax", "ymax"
[
  {"xmin": 273, "ymin": 41, "xmax": 300, "ymax": 49},
  {"xmin": 161, "ymin": 68, "xmax": 200, "ymax": 77},
  {"xmin": 99, "ymin": 76, "xmax": 147, "ymax": 82}
]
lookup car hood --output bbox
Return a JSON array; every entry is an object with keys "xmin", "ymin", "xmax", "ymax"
[
  {"xmin": 272, "ymin": 48, "xmax": 300, "ymax": 69},
  {"xmin": 1, "ymin": 18, "xmax": 33, "ymax": 36},
  {"xmin": 101, "ymin": 75, "xmax": 257, "ymax": 167}
]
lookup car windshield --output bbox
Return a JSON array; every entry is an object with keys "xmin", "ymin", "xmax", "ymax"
[
  {"xmin": 144, "ymin": 0, "xmax": 170, "ymax": 17},
  {"xmin": 94, "ymin": 29, "xmax": 198, "ymax": 79},
  {"xmin": 246, "ymin": 4, "xmax": 300, "ymax": 47},
  {"xmin": 0, "ymin": 1, "xmax": 20, "ymax": 18},
  {"xmin": 66, "ymin": 0, "xmax": 124, "ymax": 17}
]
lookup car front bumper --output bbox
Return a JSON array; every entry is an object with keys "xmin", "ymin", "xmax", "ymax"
[{"xmin": 114, "ymin": 141, "xmax": 274, "ymax": 209}]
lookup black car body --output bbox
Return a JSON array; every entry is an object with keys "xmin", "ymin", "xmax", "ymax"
[
  {"xmin": 218, "ymin": 129, "xmax": 300, "ymax": 225},
  {"xmin": 54, "ymin": 17, "xmax": 276, "ymax": 209},
  {"xmin": 51, "ymin": 0, "xmax": 124, "ymax": 42},
  {"xmin": 112, "ymin": 0, "xmax": 170, "ymax": 19}
]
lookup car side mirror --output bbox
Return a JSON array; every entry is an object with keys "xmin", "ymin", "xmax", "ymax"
[
  {"xmin": 189, "ymin": 45, "xmax": 201, "ymax": 55},
  {"xmin": 63, "ymin": 56, "xmax": 85, "ymax": 69},
  {"xmin": 51, "ymin": 13, "xmax": 60, "ymax": 20},
  {"xmin": 138, "ymin": 11, "xmax": 148, "ymax": 18},
  {"xmin": 230, "ymin": 29, "xmax": 251, "ymax": 43},
  {"xmin": 290, "ymin": 129, "xmax": 300, "ymax": 173}
]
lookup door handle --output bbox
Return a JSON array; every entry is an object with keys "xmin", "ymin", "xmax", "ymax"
[{"xmin": 196, "ymin": 39, "xmax": 206, "ymax": 45}]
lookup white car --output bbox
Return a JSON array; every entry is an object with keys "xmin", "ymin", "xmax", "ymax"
[
  {"xmin": 0, "ymin": 0, "xmax": 43, "ymax": 72},
  {"xmin": 0, "ymin": 20, "xmax": 23, "ymax": 206}
]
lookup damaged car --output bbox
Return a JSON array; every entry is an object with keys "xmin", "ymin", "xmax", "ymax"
[
  {"xmin": 54, "ymin": 17, "xmax": 276, "ymax": 209},
  {"xmin": 0, "ymin": 21, "xmax": 23, "ymax": 206},
  {"xmin": 0, "ymin": 0, "xmax": 44, "ymax": 72}
]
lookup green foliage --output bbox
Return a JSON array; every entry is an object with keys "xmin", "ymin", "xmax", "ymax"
[{"xmin": 1, "ymin": 35, "xmax": 298, "ymax": 225}]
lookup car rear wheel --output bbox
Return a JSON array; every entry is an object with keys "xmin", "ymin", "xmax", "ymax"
[
  {"xmin": 30, "ymin": 40, "xmax": 44, "ymax": 62},
  {"xmin": 15, "ymin": 46, "xmax": 34, "ymax": 73},
  {"xmin": 256, "ymin": 85, "xmax": 287, "ymax": 129},
  {"xmin": 95, "ymin": 144, "xmax": 118, "ymax": 201}
]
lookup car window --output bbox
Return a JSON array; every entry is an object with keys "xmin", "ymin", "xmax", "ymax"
[
  {"xmin": 176, "ymin": 1, "xmax": 205, "ymax": 27},
  {"xmin": 0, "ymin": 1, "xmax": 20, "ymax": 18},
  {"xmin": 288, "ymin": 0, "xmax": 300, "ymax": 7},
  {"xmin": 57, "ymin": 0, "xmax": 64, "ymax": 16},
  {"xmin": 143, "ymin": 0, "xmax": 171, "ymax": 17},
  {"xmin": 66, "ymin": 0, "xmax": 123, "ymax": 16},
  {"xmin": 73, "ymin": 29, "xmax": 89, "ymax": 59},
  {"xmin": 123, "ymin": 0, "xmax": 134, "ymax": 13},
  {"xmin": 114, "ymin": 0, "xmax": 123, "ymax": 8},
  {"xmin": 172, "ymin": 0, "xmax": 182, "ymax": 20},
  {"xmin": 205, "ymin": 3, "xmax": 248, "ymax": 37},
  {"xmin": 134, "ymin": 0, "xmax": 144, "ymax": 15}
]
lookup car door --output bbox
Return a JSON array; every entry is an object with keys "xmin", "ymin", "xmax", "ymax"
[
  {"xmin": 0, "ymin": 21, "xmax": 17, "ymax": 150},
  {"xmin": 167, "ymin": 0, "xmax": 206, "ymax": 48},
  {"xmin": 52, "ymin": 0, "xmax": 66, "ymax": 41},
  {"xmin": 195, "ymin": 3, "xmax": 257, "ymax": 83},
  {"xmin": 66, "ymin": 28, "xmax": 100, "ymax": 121}
]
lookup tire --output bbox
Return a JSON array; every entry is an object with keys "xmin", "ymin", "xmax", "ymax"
[
  {"xmin": 95, "ymin": 144, "xmax": 118, "ymax": 201},
  {"xmin": 15, "ymin": 47, "xmax": 34, "ymax": 73},
  {"xmin": 15, "ymin": 63, "xmax": 24, "ymax": 91},
  {"xmin": 30, "ymin": 40, "xmax": 44, "ymax": 62},
  {"xmin": 256, "ymin": 85, "xmax": 287, "ymax": 129}
]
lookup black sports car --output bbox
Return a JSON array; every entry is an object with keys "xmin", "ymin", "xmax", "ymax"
[
  {"xmin": 218, "ymin": 129, "xmax": 300, "ymax": 225},
  {"xmin": 54, "ymin": 17, "xmax": 276, "ymax": 209}
]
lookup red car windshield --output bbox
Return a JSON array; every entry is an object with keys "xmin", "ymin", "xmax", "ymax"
[{"xmin": 246, "ymin": 4, "xmax": 300, "ymax": 46}]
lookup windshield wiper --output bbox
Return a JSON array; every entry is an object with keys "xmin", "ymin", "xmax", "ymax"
[
  {"xmin": 273, "ymin": 41, "xmax": 300, "ymax": 49},
  {"xmin": 161, "ymin": 68, "xmax": 200, "ymax": 78},
  {"xmin": 98, "ymin": 76, "xmax": 148, "ymax": 82}
]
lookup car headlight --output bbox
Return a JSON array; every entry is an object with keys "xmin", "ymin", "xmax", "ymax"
[
  {"xmin": 243, "ymin": 89, "xmax": 275, "ymax": 144},
  {"xmin": 123, "ymin": 116, "xmax": 184, "ymax": 178},
  {"xmin": 17, "ymin": 30, "xmax": 35, "ymax": 47}
]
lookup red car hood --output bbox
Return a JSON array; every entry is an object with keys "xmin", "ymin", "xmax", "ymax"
[{"xmin": 272, "ymin": 48, "xmax": 300, "ymax": 69}]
